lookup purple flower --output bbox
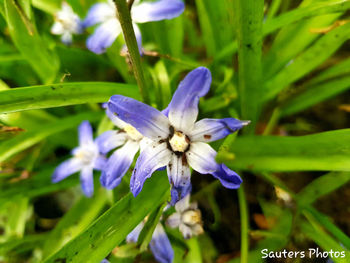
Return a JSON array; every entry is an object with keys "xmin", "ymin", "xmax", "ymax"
[
  {"xmin": 127, "ymin": 222, "xmax": 174, "ymax": 263},
  {"xmin": 107, "ymin": 67, "xmax": 249, "ymax": 198},
  {"xmin": 51, "ymin": 2, "xmax": 83, "ymax": 44},
  {"xmin": 166, "ymin": 194, "xmax": 203, "ymax": 239},
  {"xmin": 83, "ymin": 0, "xmax": 185, "ymax": 54},
  {"xmin": 96, "ymin": 107, "xmax": 145, "ymax": 189},
  {"xmin": 52, "ymin": 121, "xmax": 106, "ymax": 197}
]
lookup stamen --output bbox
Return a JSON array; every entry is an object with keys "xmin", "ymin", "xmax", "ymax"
[
  {"xmin": 169, "ymin": 131, "xmax": 189, "ymax": 152},
  {"xmin": 124, "ymin": 124, "xmax": 143, "ymax": 141}
]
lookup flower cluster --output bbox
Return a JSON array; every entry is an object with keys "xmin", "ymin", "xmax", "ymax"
[
  {"xmin": 51, "ymin": 0, "xmax": 184, "ymax": 54},
  {"xmin": 126, "ymin": 192, "xmax": 203, "ymax": 263},
  {"xmin": 52, "ymin": 66, "xmax": 248, "ymax": 262},
  {"xmin": 107, "ymin": 67, "xmax": 248, "ymax": 199}
]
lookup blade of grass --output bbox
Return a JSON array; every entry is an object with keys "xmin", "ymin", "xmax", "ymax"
[
  {"xmin": 43, "ymin": 172, "xmax": 170, "ymax": 263},
  {"xmin": 42, "ymin": 189, "xmax": 108, "ymax": 258},
  {"xmin": 233, "ymin": 0, "xmax": 264, "ymax": 133},
  {"xmin": 297, "ymin": 172, "xmax": 350, "ymax": 207},
  {"xmin": 0, "ymin": 111, "xmax": 102, "ymax": 163},
  {"xmin": 264, "ymin": 22, "xmax": 350, "ymax": 100},
  {"xmin": 0, "ymin": 168, "xmax": 79, "ymax": 206},
  {"xmin": 280, "ymin": 76, "xmax": 350, "ymax": 117},
  {"xmin": 303, "ymin": 206, "xmax": 350, "ymax": 250},
  {"xmin": 238, "ymin": 185, "xmax": 249, "ymax": 263},
  {"xmin": 217, "ymin": 129, "xmax": 350, "ymax": 172},
  {"xmin": 0, "ymin": 82, "xmax": 139, "ymax": 114},
  {"xmin": 4, "ymin": 0, "xmax": 59, "ymax": 83}
]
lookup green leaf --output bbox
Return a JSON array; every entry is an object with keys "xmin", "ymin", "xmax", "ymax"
[
  {"xmin": 0, "ymin": 111, "xmax": 102, "ymax": 163},
  {"xmin": 264, "ymin": 0, "xmax": 350, "ymax": 35},
  {"xmin": 217, "ymin": 129, "xmax": 350, "ymax": 172},
  {"xmin": 213, "ymin": 0, "xmax": 348, "ymax": 65},
  {"xmin": 297, "ymin": 172, "xmax": 350, "ymax": 206},
  {"xmin": 0, "ymin": 234, "xmax": 48, "ymax": 256},
  {"xmin": 233, "ymin": 0, "xmax": 264, "ymax": 133},
  {"xmin": 194, "ymin": 0, "xmax": 222, "ymax": 57},
  {"xmin": 43, "ymin": 172, "xmax": 170, "ymax": 263},
  {"xmin": 31, "ymin": 0, "xmax": 60, "ymax": 14},
  {"xmin": 137, "ymin": 201, "xmax": 167, "ymax": 251},
  {"xmin": 263, "ymin": 13, "xmax": 341, "ymax": 82},
  {"xmin": 4, "ymin": 0, "xmax": 59, "ymax": 83},
  {"xmin": 42, "ymin": 189, "xmax": 108, "ymax": 258},
  {"xmin": 303, "ymin": 206, "xmax": 350, "ymax": 250},
  {"xmin": 301, "ymin": 216, "xmax": 349, "ymax": 263},
  {"xmin": 264, "ymin": 22, "xmax": 350, "ymax": 100},
  {"xmin": 280, "ymin": 76, "xmax": 350, "ymax": 117},
  {"xmin": 0, "ymin": 168, "xmax": 79, "ymax": 206},
  {"xmin": 0, "ymin": 82, "xmax": 139, "ymax": 114}
]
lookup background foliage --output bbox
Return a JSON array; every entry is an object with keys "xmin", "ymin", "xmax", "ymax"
[{"xmin": 0, "ymin": 0, "xmax": 350, "ymax": 262}]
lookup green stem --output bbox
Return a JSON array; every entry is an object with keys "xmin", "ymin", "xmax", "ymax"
[
  {"xmin": 234, "ymin": 0, "xmax": 264, "ymax": 134},
  {"xmin": 238, "ymin": 185, "xmax": 249, "ymax": 263},
  {"xmin": 113, "ymin": 0, "xmax": 149, "ymax": 103},
  {"xmin": 262, "ymin": 108, "xmax": 281, "ymax": 135}
]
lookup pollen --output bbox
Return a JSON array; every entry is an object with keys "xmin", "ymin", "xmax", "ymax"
[
  {"xmin": 124, "ymin": 124, "xmax": 143, "ymax": 141},
  {"xmin": 169, "ymin": 131, "xmax": 189, "ymax": 152},
  {"xmin": 182, "ymin": 210, "xmax": 202, "ymax": 226}
]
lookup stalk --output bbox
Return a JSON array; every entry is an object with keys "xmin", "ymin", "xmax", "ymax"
[{"xmin": 113, "ymin": 0, "xmax": 149, "ymax": 103}]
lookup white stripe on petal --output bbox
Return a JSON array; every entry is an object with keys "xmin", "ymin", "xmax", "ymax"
[
  {"xmin": 86, "ymin": 18, "xmax": 121, "ymax": 54},
  {"xmin": 167, "ymin": 154, "xmax": 191, "ymax": 188},
  {"xmin": 186, "ymin": 142, "xmax": 218, "ymax": 174}
]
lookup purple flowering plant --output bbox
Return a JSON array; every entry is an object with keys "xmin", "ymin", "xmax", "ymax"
[{"xmin": 2, "ymin": 0, "xmax": 348, "ymax": 262}]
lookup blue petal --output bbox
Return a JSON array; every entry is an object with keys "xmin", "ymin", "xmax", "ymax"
[
  {"xmin": 78, "ymin": 121, "xmax": 93, "ymax": 146},
  {"xmin": 105, "ymin": 106, "xmax": 128, "ymax": 129},
  {"xmin": 86, "ymin": 19, "xmax": 121, "ymax": 54},
  {"xmin": 187, "ymin": 142, "xmax": 242, "ymax": 189},
  {"xmin": 100, "ymin": 141, "xmax": 139, "ymax": 189},
  {"xmin": 170, "ymin": 183, "xmax": 192, "ymax": 206},
  {"xmin": 132, "ymin": 0, "xmax": 184, "ymax": 23},
  {"xmin": 189, "ymin": 118, "xmax": 250, "ymax": 142},
  {"xmin": 167, "ymin": 154, "xmax": 191, "ymax": 187},
  {"xmin": 150, "ymin": 224, "xmax": 174, "ymax": 263},
  {"xmin": 100, "ymin": 260, "xmax": 110, "ymax": 263},
  {"xmin": 130, "ymin": 142, "xmax": 171, "ymax": 196},
  {"xmin": 83, "ymin": 3, "xmax": 115, "ymax": 28},
  {"xmin": 168, "ymin": 67, "xmax": 212, "ymax": 132},
  {"xmin": 211, "ymin": 164, "xmax": 242, "ymax": 189},
  {"xmin": 80, "ymin": 167, "xmax": 94, "ymax": 197},
  {"xmin": 108, "ymin": 95, "xmax": 170, "ymax": 139},
  {"xmin": 52, "ymin": 158, "xmax": 82, "ymax": 183},
  {"xmin": 126, "ymin": 221, "xmax": 145, "ymax": 243},
  {"xmin": 96, "ymin": 130, "xmax": 127, "ymax": 154},
  {"xmin": 186, "ymin": 142, "xmax": 217, "ymax": 174},
  {"xmin": 94, "ymin": 155, "xmax": 107, "ymax": 170}
]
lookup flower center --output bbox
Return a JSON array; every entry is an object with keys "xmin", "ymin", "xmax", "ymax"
[
  {"xmin": 182, "ymin": 210, "xmax": 202, "ymax": 226},
  {"xmin": 169, "ymin": 131, "xmax": 189, "ymax": 152},
  {"xmin": 74, "ymin": 148, "xmax": 96, "ymax": 165},
  {"xmin": 124, "ymin": 124, "xmax": 143, "ymax": 141}
]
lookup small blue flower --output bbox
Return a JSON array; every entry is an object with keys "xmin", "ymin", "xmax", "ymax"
[
  {"xmin": 52, "ymin": 121, "xmax": 106, "ymax": 197},
  {"xmin": 83, "ymin": 0, "xmax": 185, "ymax": 54},
  {"xmin": 51, "ymin": 2, "xmax": 83, "ymax": 45},
  {"xmin": 108, "ymin": 67, "xmax": 249, "ymax": 198},
  {"xmin": 127, "ymin": 222, "xmax": 174, "ymax": 263},
  {"xmin": 96, "ymin": 106, "xmax": 144, "ymax": 189},
  {"xmin": 167, "ymin": 194, "xmax": 203, "ymax": 239}
]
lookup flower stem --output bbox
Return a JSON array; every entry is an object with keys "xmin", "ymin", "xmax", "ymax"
[
  {"xmin": 238, "ymin": 185, "xmax": 249, "ymax": 263},
  {"xmin": 113, "ymin": 0, "xmax": 149, "ymax": 104}
]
